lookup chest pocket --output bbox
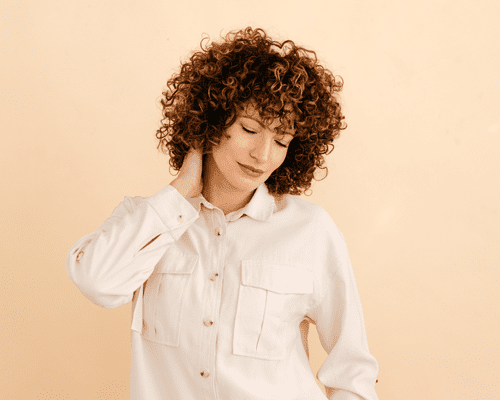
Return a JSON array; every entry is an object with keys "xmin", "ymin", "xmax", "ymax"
[
  {"xmin": 233, "ymin": 260, "xmax": 313, "ymax": 361},
  {"xmin": 138, "ymin": 247, "xmax": 198, "ymax": 347}
]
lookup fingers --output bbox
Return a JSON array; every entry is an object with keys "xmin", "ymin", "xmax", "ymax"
[
  {"xmin": 188, "ymin": 146, "xmax": 204, "ymax": 165},
  {"xmin": 181, "ymin": 146, "xmax": 203, "ymax": 177}
]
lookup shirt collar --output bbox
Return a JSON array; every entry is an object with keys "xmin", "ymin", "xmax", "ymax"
[{"xmin": 187, "ymin": 182, "xmax": 278, "ymax": 222}]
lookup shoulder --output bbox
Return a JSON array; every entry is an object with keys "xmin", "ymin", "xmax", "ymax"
[
  {"xmin": 109, "ymin": 195, "xmax": 146, "ymax": 218},
  {"xmin": 274, "ymin": 194, "xmax": 346, "ymax": 244},
  {"xmin": 274, "ymin": 192, "xmax": 323, "ymax": 215},
  {"xmin": 275, "ymin": 194, "xmax": 340, "ymax": 228}
]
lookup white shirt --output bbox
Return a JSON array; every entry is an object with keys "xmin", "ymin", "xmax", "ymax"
[{"xmin": 66, "ymin": 183, "xmax": 379, "ymax": 400}]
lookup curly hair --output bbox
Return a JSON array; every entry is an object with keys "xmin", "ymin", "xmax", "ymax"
[{"xmin": 156, "ymin": 27, "xmax": 346, "ymax": 196}]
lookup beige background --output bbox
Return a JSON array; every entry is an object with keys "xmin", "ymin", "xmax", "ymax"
[{"xmin": 1, "ymin": 0, "xmax": 499, "ymax": 399}]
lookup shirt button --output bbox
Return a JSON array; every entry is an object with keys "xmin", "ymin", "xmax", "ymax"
[
  {"xmin": 76, "ymin": 250, "xmax": 84, "ymax": 261},
  {"xmin": 200, "ymin": 369, "xmax": 210, "ymax": 378},
  {"xmin": 177, "ymin": 214, "xmax": 183, "ymax": 223},
  {"xmin": 215, "ymin": 227, "xmax": 221, "ymax": 236},
  {"xmin": 203, "ymin": 319, "xmax": 213, "ymax": 327},
  {"xmin": 209, "ymin": 272, "xmax": 219, "ymax": 281}
]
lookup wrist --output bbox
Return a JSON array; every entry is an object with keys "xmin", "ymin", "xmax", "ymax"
[{"xmin": 170, "ymin": 178, "xmax": 192, "ymax": 200}]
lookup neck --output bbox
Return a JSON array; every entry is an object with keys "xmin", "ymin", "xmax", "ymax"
[{"xmin": 202, "ymin": 153, "xmax": 256, "ymax": 215}]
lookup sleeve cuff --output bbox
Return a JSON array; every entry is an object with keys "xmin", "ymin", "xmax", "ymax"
[{"xmin": 145, "ymin": 185, "xmax": 199, "ymax": 241}]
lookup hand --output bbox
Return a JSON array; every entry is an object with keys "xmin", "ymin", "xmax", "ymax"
[{"xmin": 170, "ymin": 147, "xmax": 204, "ymax": 200}]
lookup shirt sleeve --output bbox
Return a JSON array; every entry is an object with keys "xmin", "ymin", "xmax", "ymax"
[
  {"xmin": 307, "ymin": 207, "xmax": 379, "ymax": 400},
  {"xmin": 66, "ymin": 185, "xmax": 199, "ymax": 309}
]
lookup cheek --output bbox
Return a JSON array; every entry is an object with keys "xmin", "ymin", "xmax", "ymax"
[
  {"xmin": 212, "ymin": 136, "xmax": 231, "ymax": 158},
  {"xmin": 270, "ymin": 150, "xmax": 288, "ymax": 172},
  {"xmin": 212, "ymin": 140, "xmax": 239, "ymax": 172}
]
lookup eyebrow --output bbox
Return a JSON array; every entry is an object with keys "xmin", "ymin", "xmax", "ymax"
[{"xmin": 240, "ymin": 115, "xmax": 265, "ymax": 128}]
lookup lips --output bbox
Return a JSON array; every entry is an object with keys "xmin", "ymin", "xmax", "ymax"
[
  {"xmin": 238, "ymin": 162, "xmax": 265, "ymax": 178},
  {"xmin": 238, "ymin": 163, "xmax": 264, "ymax": 173}
]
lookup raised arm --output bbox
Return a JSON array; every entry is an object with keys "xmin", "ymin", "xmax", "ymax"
[
  {"xmin": 66, "ymin": 185, "xmax": 199, "ymax": 309},
  {"xmin": 66, "ymin": 147, "xmax": 204, "ymax": 309}
]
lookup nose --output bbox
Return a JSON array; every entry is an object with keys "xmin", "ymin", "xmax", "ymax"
[{"xmin": 249, "ymin": 134, "xmax": 272, "ymax": 164}]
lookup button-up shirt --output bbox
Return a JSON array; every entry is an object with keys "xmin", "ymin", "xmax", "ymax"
[{"xmin": 66, "ymin": 183, "xmax": 379, "ymax": 400}]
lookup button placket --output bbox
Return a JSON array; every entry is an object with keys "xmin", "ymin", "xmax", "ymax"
[{"xmin": 198, "ymin": 213, "xmax": 224, "ymax": 388}]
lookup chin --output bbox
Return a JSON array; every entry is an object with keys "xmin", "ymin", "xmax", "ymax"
[
  {"xmin": 231, "ymin": 177, "xmax": 260, "ymax": 192},
  {"xmin": 230, "ymin": 170, "xmax": 264, "ymax": 192},
  {"xmin": 216, "ymin": 157, "xmax": 265, "ymax": 192}
]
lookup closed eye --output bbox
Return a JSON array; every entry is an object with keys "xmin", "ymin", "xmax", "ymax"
[{"xmin": 242, "ymin": 124, "xmax": 288, "ymax": 148}]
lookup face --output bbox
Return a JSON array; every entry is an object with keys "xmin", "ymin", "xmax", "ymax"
[{"xmin": 206, "ymin": 103, "xmax": 295, "ymax": 194}]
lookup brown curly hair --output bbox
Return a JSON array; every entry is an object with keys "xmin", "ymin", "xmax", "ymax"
[{"xmin": 156, "ymin": 27, "xmax": 346, "ymax": 196}]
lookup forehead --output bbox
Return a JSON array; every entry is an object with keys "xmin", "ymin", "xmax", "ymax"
[{"xmin": 238, "ymin": 102, "xmax": 295, "ymax": 134}]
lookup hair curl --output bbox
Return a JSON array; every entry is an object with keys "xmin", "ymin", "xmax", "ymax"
[{"xmin": 156, "ymin": 27, "xmax": 346, "ymax": 196}]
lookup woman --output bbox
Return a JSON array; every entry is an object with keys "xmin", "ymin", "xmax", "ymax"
[{"xmin": 67, "ymin": 27, "xmax": 379, "ymax": 400}]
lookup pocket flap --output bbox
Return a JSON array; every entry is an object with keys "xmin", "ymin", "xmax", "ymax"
[
  {"xmin": 241, "ymin": 260, "xmax": 313, "ymax": 294},
  {"xmin": 156, "ymin": 246, "xmax": 198, "ymax": 274}
]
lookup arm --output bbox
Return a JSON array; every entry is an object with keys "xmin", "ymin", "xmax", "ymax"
[
  {"xmin": 66, "ymin": 185, "xmax": 199, "ymax": 309},
  {"xmin": 307, "ymin": 209, "xmax": 379, "ymax": 400}
]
